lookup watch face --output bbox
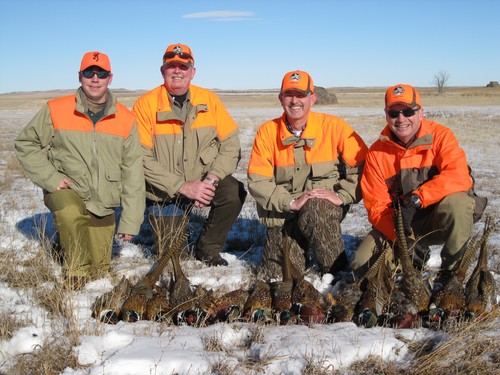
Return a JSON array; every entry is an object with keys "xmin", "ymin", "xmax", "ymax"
[{"xmin": 411, "ymin": 195, "xmax": 421, "ymax": 207}]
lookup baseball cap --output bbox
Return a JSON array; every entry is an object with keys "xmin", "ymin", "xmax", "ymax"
[
  {"xmin": 280, "ymin": 70, "xmax": 314, "ymax": 95},
  {"xmin": 80, "ymin": 51, "xmax": 111, "ymax": 72},
  {"xmin": 162, "ymin": 43, "xmax": 194, "ymax": 66},
  {"xmin": 385, "ymin": 84, "xmax": 422, "ymax": 109}
]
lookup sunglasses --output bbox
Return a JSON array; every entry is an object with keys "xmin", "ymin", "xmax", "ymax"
[
  {"xmin": 387, "ymin": 108, "xmax": 419, "ymax": 119},
  {"xmin": 81, "ymin": 70, "xmax": 110, "ymax": 79},
  {"xmin": 163, "ymin": 51, "xmax": 193, "ymax": 61}
]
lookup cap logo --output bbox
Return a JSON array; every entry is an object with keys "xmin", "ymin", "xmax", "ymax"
[
  {"xmin": 172, "ymin": 45, "xmax": 183, "ymax": 54},
  {"xmin": 393, "ymin": 86, "xmax": 405, "ymax": 96},
  {"xmin": 92, "ymin": 52, "xmax": 100, "ymax": 62},
  {"xmin": 290, "ymin": 72, "xmax": 301, "ymax": 82}
]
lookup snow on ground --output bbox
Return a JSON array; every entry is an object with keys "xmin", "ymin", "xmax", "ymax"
[{"xmin": 0, "ymin": 103, "xmax": 499, "ymax": 374}]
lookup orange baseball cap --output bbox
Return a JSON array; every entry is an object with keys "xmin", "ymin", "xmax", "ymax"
[
  {"xmin": 385, "ymin": 84, "xmax": 422, "ymax": 109},
  {"xmin": 162, "ymin": 43, "xmax": 194, "ymax": 66},
  {"xmin": 80, "ymin": 51, "xmax": 111, "ymax": 72},
  {"xmin": 281, "ymin": 70, "xmax": 314, "ymax": 95}
]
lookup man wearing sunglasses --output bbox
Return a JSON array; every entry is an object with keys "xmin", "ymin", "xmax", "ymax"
[
  {"xmin": 15, "ymin": 51, "xmax": 145, "ymax": 290},
  {"xmin": 247, "ymin": 70, "xmax": 368, "ymax": 277},
  {"xmin": 352, "ymin": 84, "xmax": 487, "ymax": 293},
  {"xmin": 133, "ymin": 43, "xmax": 246, "ymax": 267}
]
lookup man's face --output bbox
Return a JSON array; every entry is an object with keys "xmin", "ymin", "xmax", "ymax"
[
  {"xmin": 385, "ymin": 104, "xmax": 424, "ymax": 144},
  {"xmin": 279, "ymin": 90, "xmax": 317, "ymax": 125},
  {"xmin": 161, "ymin": 62, "xmax": 196, "ymax": 96},
  {"xmin": 79, "ymin": 68, "xmax": 112, "ymax": 102}
]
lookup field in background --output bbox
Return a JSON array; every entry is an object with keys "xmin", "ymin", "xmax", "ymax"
[{"xmin": 0, "ymin": 86, "xmax": 499, "ymax": 373}]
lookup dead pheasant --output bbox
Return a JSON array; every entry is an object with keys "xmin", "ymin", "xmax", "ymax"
[
  {"xmin": 270, "ymin": 236, "xmax": 295, "ymax": 324},
  {"xmin": 243, "ymin": 279, "xmax": 273, "ymax": 323},
  {"xmin": 202, "ymin": 288, "xmax": 250, "ymax": 324},
  {"xmin": 145, "ymin": 286, "xmax": 170, "ymax": 322},
  {"xmin": 431, "ymin": 225, "xmax": 484, "ymax": 320},
  {"xmin": 92, "ymin": 275, "xmax": 133, "ymax": 324},
  {"xmin": 355, "ymin": 241, "xmax": 393, "ymax": 328},
  {"xmin": 121, "ymin": 231, "xmax": 188, "ymax": 322},
  {"xmin": 392, "ymin": 197, "xmax": 431, "ymax": 318},
  {"xmin": 465, "ymin": 216, "xmax": 498, "ymax": 319},
  {"xmin": 327, "ymin": 241, "xmax": 389, "ymax": 324}
]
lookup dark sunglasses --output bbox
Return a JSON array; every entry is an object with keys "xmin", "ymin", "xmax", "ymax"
[
  {"xmin": 81, "ymin": 70, "xmax": 110, "ymax": 79},
  {"xmin": 387, "ymin": 108, "xmax": 419, "ymax": 119},
  {"xmin": 163, "ymin": 51, "xmax": 193, "ymax": 61}
]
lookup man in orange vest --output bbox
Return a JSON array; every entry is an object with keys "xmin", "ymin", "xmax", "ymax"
[
  {"xmin": 248, "ymin": 70, "xmax": 368, "ymax": 277},
  {"xmin": 15, "ymin": 51, "xmax": 145, "ymax": 290},
  {"xmin": 133, "ymin": 43, "xmax": 246, "ymax": 267},
  {"xmin": 353, "ymin": 84, "xmax": 487, "ymax": 291}
]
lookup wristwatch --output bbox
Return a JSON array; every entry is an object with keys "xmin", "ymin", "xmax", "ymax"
[
  {"xmin": 409, "ymin": 194, "xmax": 422, "ymax": 208},
  {"xmin": 204, "ymin": 176, "xmax": 219, "ymax": 187}
]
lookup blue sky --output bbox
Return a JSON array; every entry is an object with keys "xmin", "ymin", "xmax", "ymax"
[{"xmin": 1, "ymin": 0, "xmax": 499, "ymax": 93}]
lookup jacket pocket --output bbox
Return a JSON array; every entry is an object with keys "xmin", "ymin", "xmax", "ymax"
[
  {"xmin": 61, "ymin": 163, "xmax": 91, "ymax": 200},
  {"xmin": 310, "ymin": 162, "xmax": 339, "ymax": 189},
  {"xmin": 101, "ymin": 168, "xmax": 122, "ymax": 207},
  {"xmin": 199, "ymin": 139, "xmax": 219, "ymax": 166}
]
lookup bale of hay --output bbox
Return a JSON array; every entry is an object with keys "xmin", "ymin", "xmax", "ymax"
[
  {"xmin": 486, "ymin": 81, "xmax": 499, "ymax": 87},
  {"xmin": 314, "ymin": 86, "xmax": 338, "ymax": 105}
]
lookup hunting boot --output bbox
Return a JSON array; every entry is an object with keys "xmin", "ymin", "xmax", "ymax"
[{"xmin": 194, "ymin": 176, "xmax": 246, "ymax": 266}]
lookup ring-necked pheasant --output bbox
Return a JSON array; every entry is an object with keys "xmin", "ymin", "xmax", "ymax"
[
  {"xmin": 270, "ymin": 236, "xmax": 295, "ymax": 324},
  {"xmin": 431, "ymin": 224, "xmax": 484, "ymax": 321},
  {"xmin": 243, "ymin": 279, "xmax": 273, "ymax": 323},
  {"xmin": 355, "ymin": 241, "xmax": 393, "ymax": 328},
  {"xmin": 391, "ymin": 197, "xmax": 431, "ymax": 326},
  {"xmin": 92, "ymin": 275, "xmax": 133, "ymax": 324},
  {"xmin": 120, "ymin": 231, "xmax": 188, "ymax": 322},
  {"xmin": 465, "ymin": 216, "xmax": 498, "ymax": 319}
]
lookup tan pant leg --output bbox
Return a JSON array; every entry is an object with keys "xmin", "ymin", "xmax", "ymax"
[
  {"xmin": 87, "ymin": 213, "xmax": 115, "ymax": 278},
  {"xmin": 44, "ymin": 189, "xmax": 92, "ymax": 277},
  {"xmin": 350, "ymin": 228, "xmax": 392, "ymax": 277},
  {"xmin": 413, "ymin": 192, "xmax": 475, "ymax": 270}
]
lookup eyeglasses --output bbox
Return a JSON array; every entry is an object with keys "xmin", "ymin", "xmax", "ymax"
[
  {"xmin": 163, "ymin": 51, "xmax": 193, "ymax": 61},
  {"xmin": 81, "ymin": 70, "xmax": 111, "ymax": 79},
  {"xmin": 387, "ymin": 108, "xmax": 419, "ymax": 119}
]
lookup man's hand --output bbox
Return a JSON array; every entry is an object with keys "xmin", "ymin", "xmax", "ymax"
[
  {"xmin": 400, "ymin": 193, "xmax": 420, "ymax": 236},
  {"xmin": 56, "ymin": 177, "xmax": 74, "ymax": 191},
  {"xmin": 117, "ymin": 233, "xmax": 134, "ymax": 242},
  {"xmin": 290, "ymin": 188, "xmax": 342, "ymax": 211},
  {"xmin": 178, "ymin": 179, "xmax": 216, "ymax": 208}
]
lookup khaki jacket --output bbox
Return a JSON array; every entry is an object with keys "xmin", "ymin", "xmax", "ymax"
[
  {"xmin": 14, "ymin": 88, "xmax": 145, "ymax": 235},
  {"xmin": 133, "ymin": 84, "xmax": 241, "ymax": 202},
  {"xmin": 247, "ymin": 112, "xmax": 368, "ymax": 227}
]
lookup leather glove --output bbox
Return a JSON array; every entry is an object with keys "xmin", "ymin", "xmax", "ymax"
[{"xmin": 400, "ymin": 193, "xmax": 421, "ymax": 236}]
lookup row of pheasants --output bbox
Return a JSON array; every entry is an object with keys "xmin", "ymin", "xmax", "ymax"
[{"xmin": 92, "ymin": 211, "xmax": 497, "ymax": 328}]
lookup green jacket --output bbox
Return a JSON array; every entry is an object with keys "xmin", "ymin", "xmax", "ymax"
[{"xmin": 14, "ymin": 88, "xmax": 145, "ymax": 235}]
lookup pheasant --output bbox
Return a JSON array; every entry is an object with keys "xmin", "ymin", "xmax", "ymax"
[
  {"xmin": 431, "ymin": 225, "xmax": 484, "ymax": 320},
  {"xmin": 121, "ymin": 231, "xmax": 188, "ymax": 322},
  {"xmin": 92, "ymin": 275, "xmax": 133, "ymax": 324},
  {"xmin": 270, "ymin": 236, "xmax": 295, "ymax": 324},
  {"xmin": 327, "ymin": 242, "xmax": 388, "ymax": 324},
  {"xmin": 243, "ymin": 279, "xmax": 273, "ymax": 323},
  {"xmin": 202, "ymin": 288, "xmax": 250, "ymax": 324},
  {"xmin": 145, "ymin": 285, "xmax": 170, "ymax": 322},
  {"xmin": 465, "ymin": 216, "xmax": 498, "ymax": 319},
  {"xmin": 355, "ymin": 241, "xmax": 393, "ymax": 328},
  {"xmin": 392, "ymin": 198, "xmax": 431, "ymax": 318},
  {"xmin": 290, "ymin": 257, "xmax": 329, "ymax": 324}
]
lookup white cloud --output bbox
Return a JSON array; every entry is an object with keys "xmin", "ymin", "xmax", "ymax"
[{"xmin": 183, "ymin": 10, "xmax": 255, "ymax": 20}]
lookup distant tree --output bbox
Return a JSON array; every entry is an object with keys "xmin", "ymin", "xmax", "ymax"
[{"xmin": 432, "ymin": 70, "xmax": 450, "ymax": 94}]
